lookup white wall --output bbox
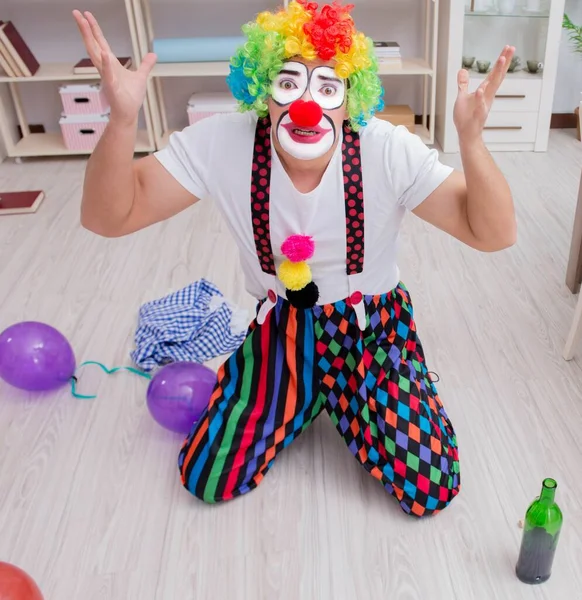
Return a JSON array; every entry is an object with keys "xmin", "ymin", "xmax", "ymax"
[
  {"xmin": 553, "ymin": 0, "xmax": 582, "ymax": 113},
  {"xmin": 0, "ymin": 0, "xmax": 579, "ymax": 140}
]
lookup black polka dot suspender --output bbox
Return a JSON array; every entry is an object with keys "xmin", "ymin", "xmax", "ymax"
[
  {"xmin": 250, "ymin": 117, "xmax": 277, "ymax": 276},
  {"xmin": 250, "ymin": 116, "xmax": 365, "ymax": 308},
  {"xmin": 340, "ymin": 123, "xmax": 365, "ymax": 275}
]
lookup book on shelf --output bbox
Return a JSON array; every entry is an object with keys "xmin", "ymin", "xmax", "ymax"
[
  {"xmin": 0, "ymin": 20, "xmax": 40, "ymax": 76},
  {"xmin": 0, "ymin": 190, "xmax": 45, "ymax": 215},
  {"xmin": 377, "ymin": 56, "xmax": 402, "ymax": 67},
  {"xmin": 373, "ymin": 40, "xmax": 401, "ymax": 64},
  {"xmin": 374, "ymin": 41, "xmax": 400, "ymax": 55},
  {"xmin": 0, "ymin": 39, "xmax": 17, "ymax": 76},
  {"xmin": 73, "ymin": 56, "xmax": 132, "ymax": 74}
]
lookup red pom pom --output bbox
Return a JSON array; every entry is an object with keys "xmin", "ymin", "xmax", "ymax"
[{"xmin": 289, "ymin": 100, "xmax": 323, "ymax": 128}]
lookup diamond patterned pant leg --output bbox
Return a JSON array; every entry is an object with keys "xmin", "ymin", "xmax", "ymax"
[
  {"xmin": 178, "ymin": 298, "xmax": 324, "ymax": 503},
  {"xmin": 313, "ymin": 284, "xmax": 461, "ymax": 517}
]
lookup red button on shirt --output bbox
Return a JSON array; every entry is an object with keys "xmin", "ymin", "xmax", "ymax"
[
  {"xmin": 350, "ymin": 291, "xmax": 363, "ymax": 305},
  {"xmin": 268, "ymin": 289, "xmax": 277, "ymax": 303}
]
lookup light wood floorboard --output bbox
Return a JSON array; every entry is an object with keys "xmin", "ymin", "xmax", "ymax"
[{"xmin": 0, "ymin": 130, "xmax": 581, "ymax": 599}]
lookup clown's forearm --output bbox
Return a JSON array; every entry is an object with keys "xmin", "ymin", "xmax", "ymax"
[
  {"xmin": 459, "ymin": 134, "xmax": 516, "ymax": 250},
  {"xmin": 80, "ymin": 115, "xmax": 140, "ymax": 237}
]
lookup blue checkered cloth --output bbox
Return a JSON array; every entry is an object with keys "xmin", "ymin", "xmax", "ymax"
[{"xmin": 130, "ymin": 279, "xmax": 249, "ymax": 371}]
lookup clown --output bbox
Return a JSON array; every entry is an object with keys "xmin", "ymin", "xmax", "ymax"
[{"xmin": 73, "ymin": 1, "xmax": 517, "ymax": 517}]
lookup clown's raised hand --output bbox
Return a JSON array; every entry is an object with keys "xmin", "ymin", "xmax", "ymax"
[
  {"xmin": 453, "ymin": 45, "xmax": 515, "ymax": 143},
  {"xmin": 72, "ymin": 10, "xmax": 156, "ymax": 125}
]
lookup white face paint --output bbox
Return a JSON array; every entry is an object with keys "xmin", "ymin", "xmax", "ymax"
[
  {"xmin": 271, "ymin": 61, "xmax": 309, "ymax": 105},
  {"xmin": 276, "ymin": 112, "xmax": 335, "ymax": 160},
  {"xmin": 271, "ymin": 61, "xmax": 346, "ymax": 161},
  {"xmin": 309, "ymin": 66, "xmax": 345, "ymax": 111}
]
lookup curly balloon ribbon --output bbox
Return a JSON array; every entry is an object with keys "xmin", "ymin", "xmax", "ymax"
[{"xmin": 70, "ymin": 360, "xmax": 152, "ymax": 399}]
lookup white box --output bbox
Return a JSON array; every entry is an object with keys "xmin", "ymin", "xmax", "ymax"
[
  {"xmin": 59, "ymin": 83, "xmax": 110, "ymax": 116},
  {"xmin": 187, "ymin": 92, "xmax": 238, "ymax": 125},
  {"xmin": 59, "ymin": 112, "xmax": 109, "ymax": 151}
]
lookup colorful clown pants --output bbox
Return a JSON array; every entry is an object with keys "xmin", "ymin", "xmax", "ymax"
[{"xmin": 178, "ymin": 283, "xmax": 461, "ymax": 517}]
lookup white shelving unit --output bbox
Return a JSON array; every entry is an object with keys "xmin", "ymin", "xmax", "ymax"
[
  {"xmin": 435, "ymin": 0, "xmax": 566, "ymax": 152},
  {"xmin": 130, "ymin": 0, "xmax": 441, "ymax": 149},
  {"xmin": 150, "ymin": 56, "xmax": 435, "ymax": 78},
  {"xmin": 0, "ymin": 0, "xmax": 156, "ymax": 161}
]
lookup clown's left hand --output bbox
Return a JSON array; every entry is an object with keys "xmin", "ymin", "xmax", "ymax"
[{"xmin": 453, "ymin": 45, "xmax": 515, "ymax": 144}]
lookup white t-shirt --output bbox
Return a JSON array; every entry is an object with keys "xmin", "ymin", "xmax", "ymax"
[{"xmin": 154, "ymin": 111, "xmax": 453, "ymax": 305}]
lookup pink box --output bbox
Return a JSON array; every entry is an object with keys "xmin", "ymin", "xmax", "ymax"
[
  {"xmin": 59, "ymin": 83, "xmax": 110, "ymax": 116},
  {"xmin": 187, "ymin": 92, "xmax": 238, "ymax": 126},
  {"xmin": 59, "ymin": 113, "xmax": 109, "ymax": 151}
]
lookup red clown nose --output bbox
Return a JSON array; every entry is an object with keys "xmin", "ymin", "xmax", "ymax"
[{"xmin": 288, "ymin": 99, "xmax": 323, "ymax": 128}]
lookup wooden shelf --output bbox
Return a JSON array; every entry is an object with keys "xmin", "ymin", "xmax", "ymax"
[
  {"xmin": 468, "ymin": 69, "xmax": 544, "ymax": 80},
  {"xmin": 150, "ymin": 58, "xmax": 433, "ymax": 78},
  {"xmin": 465, "ymin": 8, "xmax": 550, "ymax": 18},
  {"xmin": 133, "ymin": 0, "xmax": 439, "ymax": 146},
  {"xmin": 0, "ymin": 63, "xmax": 103, "ymax": 83},
  {"xmin": 152, "ymin": 62, "xmax": 230, "ymax": 77},
  {"xmin": 0, "ymin": 1, "xmax": 159, "ymax": 160},
  {"xmin": 378, "ymin": 58, "xmax": 433, "ymax": 75},
  {"xmin": 7, "ymin": 130, "xmax": 153, "ymax": 158}
]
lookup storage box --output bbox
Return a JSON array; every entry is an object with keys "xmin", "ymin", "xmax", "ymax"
[
  {"xmin": 59, "ymin": 83, "xmax": 110, "ymax": 116},
  {"xmin": 187, "ymin": 92, "xmax": 238, "ymax": 125},
  {"xmin": 59, "ymin": 112, "xmax": 109, "ymax": 151},
  {"xmin": 375, "ymin": 105, "xmax": 415, "ymax": 133}
]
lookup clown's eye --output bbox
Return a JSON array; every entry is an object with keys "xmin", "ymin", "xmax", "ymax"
[
  {"xmin": 321, "ymin": 85, "xmax": 336, "ymax": 96},
  {"xmin": 280, "ymin": 80, "xmax": 297, "ymax": 90}
]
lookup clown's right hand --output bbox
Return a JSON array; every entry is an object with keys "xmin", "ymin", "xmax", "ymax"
[{"xmin": 72, "ymin": 10, "xmax": 156, "ymax": 125}]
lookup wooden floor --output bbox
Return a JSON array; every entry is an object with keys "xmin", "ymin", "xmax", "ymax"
[{"xmin": 1, "ymin": 129, "xmax": 582, "ymax": 599}]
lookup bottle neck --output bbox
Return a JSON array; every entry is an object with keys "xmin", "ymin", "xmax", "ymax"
[{"xmin": 539, "ymin": 478, "xmax": 557, "ymax": 506}]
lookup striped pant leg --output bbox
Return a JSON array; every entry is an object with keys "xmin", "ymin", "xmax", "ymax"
[
  {"xmin": 178, "ymin": 299, "xmax": 324, "ymax": 503},
  {"xmin": 313, "ymin": 286, "xmax": 461, "ymax": 517}
]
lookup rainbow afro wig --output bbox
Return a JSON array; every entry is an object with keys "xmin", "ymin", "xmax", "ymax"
[{"xmin": 226, "ymin": 0, "xmax": 385, "ymax": 131}]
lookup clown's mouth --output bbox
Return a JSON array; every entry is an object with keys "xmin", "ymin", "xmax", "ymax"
[
  {"xmin": 293, "ymin": 128, "xmax": 318, "ymax": 137},
  {"xmin": 282, "ymin": 122, "xmax": 331, "ymax": 144}
]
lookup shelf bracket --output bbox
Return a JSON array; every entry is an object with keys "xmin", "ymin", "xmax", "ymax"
[{"xmin": 8, "ymin": 82, "xmax": 29, "ymax": 138}]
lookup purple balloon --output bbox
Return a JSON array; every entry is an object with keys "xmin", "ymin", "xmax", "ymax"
[
  {"xmin": 146, "ymin": 361, "xmax": 217, "ymax": 434},
  {"xmin": 0, "ymin": 321, "xmax": 76, "ymax": 392}
]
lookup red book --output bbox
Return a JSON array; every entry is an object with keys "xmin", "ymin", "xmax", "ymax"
[
  {"xmin": 0, "ymin": 21, "xmax": 40, "ymax": 76},
  {"xmin": 73, "ymin": 56, "xmax": 132, "ymax": 74},
  {"xmin": 0, "ymin": 190, "xmax": 45, "ymax": 215}
]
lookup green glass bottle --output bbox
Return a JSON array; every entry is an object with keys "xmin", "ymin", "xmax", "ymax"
[{"xmin": 515, "ymin": 478, "xmax": 563, "ymax": 584}]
